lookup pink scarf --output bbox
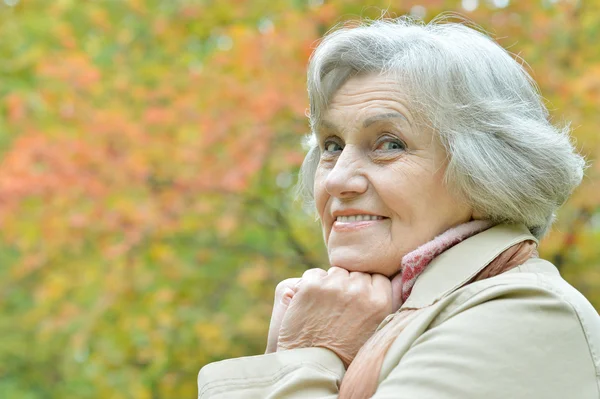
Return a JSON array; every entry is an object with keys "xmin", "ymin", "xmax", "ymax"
[
  {"xmin": 399, "ymin": 220, "xmax": 494, "ymax": 303},
  {"xmin": 339, "ymin": 220, "xmax": 538, "ymax": 399}
]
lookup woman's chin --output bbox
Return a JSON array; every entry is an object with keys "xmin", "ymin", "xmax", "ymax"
[{"xmin": 327, "ymin": 248, "xmax": 400, "ymax": 277}]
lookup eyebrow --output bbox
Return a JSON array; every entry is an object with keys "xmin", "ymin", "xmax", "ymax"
[
  {"xmin": 363, "ymin": 112, "xmax": 408, "ymax": 128},
  {"xmin": 319, "ymin": 112, "xmax": 408, "ymax": 132}
]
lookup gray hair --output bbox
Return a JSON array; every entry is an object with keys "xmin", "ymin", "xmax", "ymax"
[{"xmin": 298, "ymin": 16, "xmax": 585, "ymax": 239}]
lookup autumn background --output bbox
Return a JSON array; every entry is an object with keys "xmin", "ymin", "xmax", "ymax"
[{"xmin": 0, "ymin": 0, "xmax": 598, "ymax": 397}]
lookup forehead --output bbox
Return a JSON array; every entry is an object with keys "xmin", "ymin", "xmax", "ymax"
[
  {"xmin": 323, "ymin": 73, "xmax": 415, "ymax": 125},
  {"xmin": 333, "ymin": 73, "xmax": 401, "ymax": 97}
]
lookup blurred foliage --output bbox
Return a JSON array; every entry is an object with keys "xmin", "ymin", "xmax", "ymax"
[{"xmin": 0, "ymin": 0, "xmax": 598, "ymax": 397}]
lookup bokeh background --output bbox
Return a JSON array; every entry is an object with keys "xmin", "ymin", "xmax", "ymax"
[{"xmin": 0, "ymin": 0, "xmax": 599, "ymax": 397}]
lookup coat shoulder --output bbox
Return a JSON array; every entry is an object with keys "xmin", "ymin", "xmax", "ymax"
[
  {"xmin": 377, "ymin": 257, "xmax": 600, "ymax": 398},
  {"xmin": 437, "ymin": 256, "xmax": 600, "ymax": 386}
]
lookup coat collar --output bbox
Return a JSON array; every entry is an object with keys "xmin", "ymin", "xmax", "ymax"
[{"xmin": 400, "ymin": 223, "xmax": 538, "ymax": 310}]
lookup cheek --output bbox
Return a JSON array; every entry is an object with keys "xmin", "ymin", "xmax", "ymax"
[
  {"xmin": 313, "ymin": 166, "xmax": 328, "ymax": 219},
  {"xmin": 412, "ymin": 171, "xmax": 471, "ymax": 227},
  {"xmin": 377, "ymin": 163, "xmax": 450, "ymax": 223},
  {"xmin": 375, "ymin": 165, "xmax": 419, "ymax": 214}
]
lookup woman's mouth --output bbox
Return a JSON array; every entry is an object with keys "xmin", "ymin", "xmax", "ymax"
[
  {"xmin": 336, "ymin": 215, "xmax": 385, "ymax": 222},
  {"xmin": 333, "ymin": 214, "xmax": 389, "ymax": 231}
]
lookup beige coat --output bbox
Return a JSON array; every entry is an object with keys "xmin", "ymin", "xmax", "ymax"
[{"xmin": 198, "ymin": 224, "xmax": 600, "ymax": 398}]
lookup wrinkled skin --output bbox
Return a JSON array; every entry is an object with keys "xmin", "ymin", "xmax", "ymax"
[
  {"xmin": 265, "ymin": 271, "xmax": 403, "ymax": 359},
  {"xmin": 276, "ymin": 267, "xmax": 401, "ymax": 368},
  {"xmin": 265, "ymin": 277, "xmax": 300, "ymax": 354},
  {"xmin": 266, "ymin": 73, "xmax": 473, "ymax": 364}
]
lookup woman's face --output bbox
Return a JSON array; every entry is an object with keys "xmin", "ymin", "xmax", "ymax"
[{"xmin": 314, "ymin": 73, "xmax": 474, "ymax": 277}]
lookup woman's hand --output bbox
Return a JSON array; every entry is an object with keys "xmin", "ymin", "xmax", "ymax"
[
  {"xmin": 265, "ymin": 277, "xmax": 301, "ymax": 354},
  {"xmin": 276, "ymin": 267, "xmax": 397, "ymax": 367}
]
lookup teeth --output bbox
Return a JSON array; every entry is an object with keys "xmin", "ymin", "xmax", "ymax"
[{"xmin": 336, "ymin": 215, "xmax": 384, "ymax": 223}]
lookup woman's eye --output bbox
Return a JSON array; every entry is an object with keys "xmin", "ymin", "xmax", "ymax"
[
  {"xmin": 324, "ymin": 141, "xmax": 343, "ymax": 152},
  {"xmin": 376, "ymin": 139, "xmax": 405, "ymax": 151}
]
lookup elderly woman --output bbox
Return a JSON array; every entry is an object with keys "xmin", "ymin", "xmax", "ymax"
[{"xmin": 198, "ymin": 17, "xmax": 600, "ymax": 398}]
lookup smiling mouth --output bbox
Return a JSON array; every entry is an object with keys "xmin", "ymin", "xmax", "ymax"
[
  {"xmin": 333, "ymin": 215, "xmax": 389, "ymax": 232},
  {"xmin": 336, "ymin": 215, "xmax": 386, "ymax": 223}
]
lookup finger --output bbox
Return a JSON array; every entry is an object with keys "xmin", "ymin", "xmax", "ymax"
[
  {"xmin": 282, "ymin": 277, "xmax": 302, "ymax": 287},
  {"xmin": 282, "ymin": 277, "xmax": 302, "ymax": 294},
  {"xmin": 281, "ymin": 286, "xmax": 294, "ymax": 306},
  {"xmin": 371, "ymin": 272, "xmax": 391, "ymax": 290},
  {"xmin": 302, "ymin": 268, "xmax": 327, "ymax": 279},
  {"xmin": 267, "ymin": 288, "xmax": 296, "ymax": 354},
  {"xmin": 275, "ymin": 278, "xmax": 302, "ymax": 300},
  {"xmin": 390, "ymin": 272, "xmax": 404, "ymax": 312},
  {"xmin": 348, "ymin": 271, "xmax": 366, "ymax": 279},
  {"xmin": 327, "ymin": 266, "xmax": 349, "ymax": 277},
  {"xmin": 348, "ymin": 271, "xmax": 373, "ymax": 290},
  {"xmin": 371, "ymin": 273, "xmax": 393, "ymax": 307},
  {"xmin": 345, "ymin": 271, "xmax": 370, "ymax": 295},
  {"xmin": 299, "ymin": 268, "xmax": 327, "ymax": 286}
]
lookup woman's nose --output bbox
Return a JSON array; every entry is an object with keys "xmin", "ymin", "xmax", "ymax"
[{"xmin": 324, "ymin": 147, "xmax": 368, "ymax": 199}]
